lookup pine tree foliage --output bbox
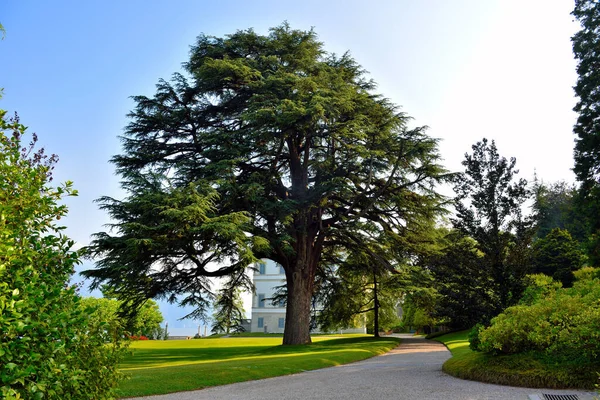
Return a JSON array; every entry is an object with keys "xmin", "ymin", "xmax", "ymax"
[
  {"xmin": 211, "ymin": 286, "xmax": 247, "ymax": 335},
  {"xmin": 452, "ymin": 139, "xmax": 533, "ymax": 314},
  {"xmin": 573, "ymin": 0, "xmax": 600, "ymax": 189},
  {"xmin": 316, "ymin": 251, "xmax": 403, "ymax": 336},
  {"xmin": 532, "ymin": 228, "xmax": 586, "ymax": 287},
  {"xmin": 84, "ymin": 24, "xmax": 449, "ymax": 344},
  {"xmin": 532, "ymin": 180, "xmax": 587, "ymax": 241},
  {"xmin": 429, "ymin": 231, "xmax": 495, "ymax": 329},
  {"xmin": 572, "ymin": 0, "xmax": 600, "ymax": 264}
]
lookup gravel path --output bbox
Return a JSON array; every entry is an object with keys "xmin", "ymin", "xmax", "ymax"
[{"xmin": 131, "ymin": 334, "xmax": 596, "ymax": 400}]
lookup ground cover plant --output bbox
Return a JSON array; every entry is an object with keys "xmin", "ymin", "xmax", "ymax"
[
  {"xmin": 434, "ymin": 329, "xmax": 598, "ymax": 389},
  {"xmin": 117, "ymin": 335, "xmax": 400, "ymax": 398}
]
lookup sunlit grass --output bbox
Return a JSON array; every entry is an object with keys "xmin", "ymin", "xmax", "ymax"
[{"xmin": 118, "ymin": 335, "xmax": 400, "ymax": 398}]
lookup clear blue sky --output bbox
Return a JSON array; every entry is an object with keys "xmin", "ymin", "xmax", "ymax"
[{"xmin": 0, "ymin": 0, "xmax": 579, "ymax": 329}]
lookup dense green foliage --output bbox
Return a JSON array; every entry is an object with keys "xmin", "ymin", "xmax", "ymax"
[
  {"xmin": 572, "ymin": 0, "xmax": 600, "ymax": 264},
  {"xmin": 398, "ymin": 284, "xmax": 438, "ymax": 333},
  {"xmin": 84, "ymin": 23, "xmax": 448, "ymax": 344},
  {"xmin": 0, "ymin": 110, "xmax": 127, "ymax": 399},
  {"xmin": 80, "ymin": 297, "xmax": 164, "ymax": 339},
  {"xmin": 211, "ymin": 282, "xmax": 247, "ymax": 334},
  {"xmin": 532, "ymin": 180, "xmax": 587, "ymax": 242},
  {"xmin": 433, "ymin": 139, "xmax": 533, "ymax": 328},
  {"xmin": 531, "ymin": 228, "xmax": 585, "ymax": 287},
  {"xmin": 119, "ymin": 335, "xmax": 400, "ymax": 397},
  {"xmin": 84, "ymin": 181, "xmax": 256, "ymax": 321},
  {"xmin": 436, "ymin": 330, "xmax": 597, "ymax": 389},
  {"xmin": 316, "ymin": 257, "xmax": 403, "ymax": 335},
  {"xmin": 429, "ymin": 231, "xmax": 493, "ymax": 329},
  {"xmin": 471, "ymin": 268, "xmax": 600, "ymax": 369}
]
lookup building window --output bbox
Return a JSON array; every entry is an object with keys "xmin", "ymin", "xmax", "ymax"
[
  {"xmin": 258, "ymin": 293, "xmax": 265, "ymax": 308},
  {"xmin": 277, "ymin": 298, "xmax": 285, "ymax": 308},
  {"xmin": 258, "ymin": 262, "xmax": 266, "ymax": 274},
  {"xmin": 278, "ymin": 318, "xmax": 285, "ymax": 329},
  {"xmin": 258, "ymin": 317, "xmax": 264, "ymax": 328},
  {"xmin": 278, "ymin": 265, "xmax": 285, "ymax": 275}
]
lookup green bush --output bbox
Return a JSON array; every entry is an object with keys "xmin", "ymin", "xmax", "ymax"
[
  {"xmin": 519, "ymin": 273, "xmax": 562, "ymax": 306},
  {"xmin": 473, "ymin": 269, "xmax": 600, "ymax": 364},
  {"xmin": 468, "ymin": 323, "xmax": 484, "ymax": 351},
  {"xmin": 0, "ymin": 110, "xmax": 127, "ymax": 399}
]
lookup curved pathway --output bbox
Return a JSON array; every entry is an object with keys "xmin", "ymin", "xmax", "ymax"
[{"xmin": 133, "ymin": 334, "xmax": 595, "ymax": 400}]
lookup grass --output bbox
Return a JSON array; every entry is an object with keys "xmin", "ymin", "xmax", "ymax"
[
  {"xmin": 118, "ymin": 335, "xmax": 400, "ymax": 398},
  {"xmin": 202, "ymin": 332, "xmax": 284, "ymax": 338},
  {"xmin": 433, "ymin": 330, "xmax": 599, "ymax": 390}
]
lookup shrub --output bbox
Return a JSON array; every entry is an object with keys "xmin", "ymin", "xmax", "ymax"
[
  {"xmin": 519, "ymin": 273, "xmax": 562, "ymax": 306},
  {"xmin": 0, "ymin": 110, "xmax": 127, "ymax": 399},
  {"xmin": 468, "ymin": 323, "xmax": 484, "ymax": 351},
  {"xmin": 473, "ymin": 269, "xmax": 600, "ymax": 364}
]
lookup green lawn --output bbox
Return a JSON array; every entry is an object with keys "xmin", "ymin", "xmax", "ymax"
[
  {"xmin": 118, "ymin": 335, "xmax": 400, "ymax": 398},
  {"xmin": 433, "ymin": 330, "xmax": 598, "ymax": 390}
]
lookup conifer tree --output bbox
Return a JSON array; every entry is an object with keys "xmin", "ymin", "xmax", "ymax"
[{"xmin": 84, "ymin": 24, "xmax": 448, "ymax": 345}]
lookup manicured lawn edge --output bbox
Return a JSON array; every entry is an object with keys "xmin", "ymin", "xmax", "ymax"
[
  {"xmin": 433, "ymin": 330, "xmax": 598, "ymax": 390},
  {"xmin": 118, "ymin": 336, "xmax": 401, "ymax": 398}
]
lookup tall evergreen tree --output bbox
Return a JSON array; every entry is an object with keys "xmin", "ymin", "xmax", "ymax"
[
  {"xmin": 531, "ymin": 180, "xmax": 585, "ymax": 240},
  {"xmin": 532, "ymin": 228, "xmax": 585, "ymax": 288},
  {"xmin": 83, "ymin": 24, "xmax": 448, "ymax": 345},
  {"xmin": 572, "ymin": 0, "xmax": 600, "ymax": 264},
  {"xmin": 452, "ymin": 139, "xmax": 533, "ymax": 314},
  {"xmin": 573, "ymin": 0, "xmax": 600, "ymax": 189},
  {"xmin": 429, "ymin": 231, "xmax": 495, "ymax": 328},
  {"xmin": 211, "ymin": 271, "xmax": 250, "ymax": 335}
]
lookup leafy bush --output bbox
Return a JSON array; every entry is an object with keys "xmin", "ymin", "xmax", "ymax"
[
  {"xmin": 472, "ymin": 269, "xmax": 600, "ymax": 365},
  {"xmin": 519, "ymin": 273, "xmax": 562, "ymax": 306},
  {"xmin": 468, "ymin": 323, "xmax": 484, "ymax": 351},
  {"xmin": 0, "ymin": 110, "xmax": 127, "ymax": 399}
]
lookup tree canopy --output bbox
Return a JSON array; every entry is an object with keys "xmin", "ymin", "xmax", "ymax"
[
  {"xmin": 83, "ymin": 23, "xmax": 449, "ymax": 345},
  {"xmin": 451, "ymin": 139, "xmax": 533, "ymax": 317},
  {"xmin": 572, "ymin": 0, "xmax": 600, "ymax": 264},
  {"xmin": 80, "ymin": 296, "xmax": 164, "ymax": 339},
  {"xmin": 532, "ymin": 228, "xmax": 585, "ymax": 287},
  {"xmin": 573, "ymin": 0, "xmax": 600, "ymax": 189}
]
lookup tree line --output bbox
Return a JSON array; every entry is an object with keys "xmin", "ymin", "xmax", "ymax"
[{"xmin": 81, "ymin": 6, "xmax": 600, "ymax": 342}]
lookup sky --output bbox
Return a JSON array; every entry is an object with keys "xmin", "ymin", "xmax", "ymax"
[{"xmin": 0, "ymin": 1, "xmax": 580, "ymax": 331}]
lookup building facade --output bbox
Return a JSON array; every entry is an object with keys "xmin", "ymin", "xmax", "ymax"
[
  {"xmin": 251, "ymin": 259, "xmax": 287, "ymax": 333},
  {"xmin": 250, "ymin": 259, "xmax": 366, "ymax": 334}
]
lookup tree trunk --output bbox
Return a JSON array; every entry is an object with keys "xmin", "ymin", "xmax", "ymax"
[
  {"xmin": 373, "ymin": 272, "xmax": 380, "ymax": 338},
  {"xmin": 283, "ymin": 263, "xmax": 314, "ymax": 345}
]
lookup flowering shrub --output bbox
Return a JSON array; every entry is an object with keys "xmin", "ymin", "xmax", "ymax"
[{"xmin": 128, "ymin": 335, "xmax": 149, "ymax": 341}]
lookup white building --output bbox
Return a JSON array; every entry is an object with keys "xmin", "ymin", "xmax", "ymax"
[
  {"xmin": 251, "ymin": 259, "xmax": 287, "ymax": 333},
  {"xmin": 250, "ymin": 259, "xmax": 366, "ymax": 334}
]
